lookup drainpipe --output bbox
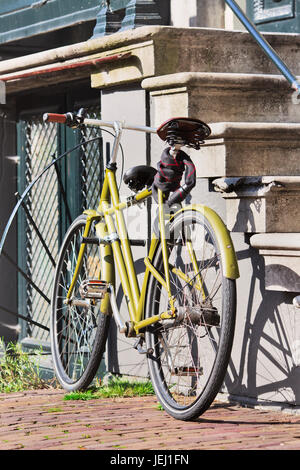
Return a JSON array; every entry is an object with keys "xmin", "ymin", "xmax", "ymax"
[{"xmin": 225, "ymin": 0, "xmax": 300, "ymax": 95}]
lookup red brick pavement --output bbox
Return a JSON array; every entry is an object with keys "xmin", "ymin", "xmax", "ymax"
[{"xmin": 0, "ymin": 388, "xmax": 299, "ymax": 451}]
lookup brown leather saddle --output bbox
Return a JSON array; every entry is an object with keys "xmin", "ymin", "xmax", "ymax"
[
  {"xmin": 123, "ymin": 117, "xmax": 211, "ymax": 192},
  {"xmin": 157, "ymin": 117, "xmax": 211, "ymax": 150}
]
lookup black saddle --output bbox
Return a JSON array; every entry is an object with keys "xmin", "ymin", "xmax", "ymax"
[{"xmin": 123, "ymin": 165, "xmax": 157, "ymax": 193}]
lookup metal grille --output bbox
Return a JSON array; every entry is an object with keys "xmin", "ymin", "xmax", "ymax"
[
  {"xmin": 22, "ymin": 118, "xmax": 59, "ymax": 342},
  {"xmin": 19, "ymin": 103, "xmax": 102, "ymax": 343},
  {"xmin": 80, "ymin": 106, "xmax": 104, "ymax": 211}
]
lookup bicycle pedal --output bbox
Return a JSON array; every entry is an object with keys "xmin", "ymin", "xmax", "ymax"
[
  {"xmin": 171, "ymin": 366, "xmax": 203, "ymax": 377},
  {"xmin": 79, "ymin": 279, "xmax": 109, "ymax": 299}
]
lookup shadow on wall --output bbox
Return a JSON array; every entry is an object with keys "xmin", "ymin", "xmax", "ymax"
[
  {"xmin": 225, "ymin": 243, "xmax": 300, "ymax": 407},
  {"xmin": 105, "ymin": 194, "xmax": 300, "ymax": 405},
  {"xmin": 265, "ymin": 264, "xmax": 300, "ymax": 292}
]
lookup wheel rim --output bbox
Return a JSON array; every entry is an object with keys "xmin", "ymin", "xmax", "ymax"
[
  {"xmin": 52, "ymin": 222, "xmax": 102, "ymax": 385},
  {"xmin": 147, "ymin": 214, "xmax": 226, "ymax": 411}
]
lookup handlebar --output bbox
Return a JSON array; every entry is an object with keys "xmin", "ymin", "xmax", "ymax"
[
  {"xmin": 43, "ymin": 108, "xmax": 157, "ymax": 134},
  {"xmin": 43, "ymin": 110, "xmax": 86, "ymax": 127},
  {"xmin": 43, "ymin": 109, "xmax": 207, "ymax": 168},
  {"xmin": 43, "ymin": 113, "xmax": 69, "ymax": 124}
]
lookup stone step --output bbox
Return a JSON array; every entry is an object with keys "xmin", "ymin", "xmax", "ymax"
[
  {"xmin": 90, "ymin": 26, "xmax": 300, "ymax": 89},
  {"xmin": 196, "ymin": 122, "xmax": 300, "ymax": 178},
  {"xmin": 148, "ymin": 26, "xmax": 300, "ymax": 76},
  {"xmin": 143, "ymin": 72, "xmax": 300, "ymax": 126},
  {"xmin": 3, "ymin": 26, "xmax": 300, "ymax": 94}
]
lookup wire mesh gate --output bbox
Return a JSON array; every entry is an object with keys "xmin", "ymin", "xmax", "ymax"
[{"xmin": 16, "ymin": 103, "xmax": 103, "ymax": 348}]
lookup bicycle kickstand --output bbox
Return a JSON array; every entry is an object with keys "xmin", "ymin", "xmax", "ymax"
[{"xmin": 133, "ymin": 337, "xmax": 153, "ymax": 356}]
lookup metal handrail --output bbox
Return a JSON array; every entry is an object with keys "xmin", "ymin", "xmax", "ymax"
[{"xmin": 225, "ymin": 0, "xmax": 300, "ymax": 94}]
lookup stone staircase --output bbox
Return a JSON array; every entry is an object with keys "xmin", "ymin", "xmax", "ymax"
[
  {"xmin": 91, "ymin": 25, "xmax": 300, "ymax": 406},
  {"xmin": 132, "ymin": 26, "xmax": 300, "ymax": 297}
]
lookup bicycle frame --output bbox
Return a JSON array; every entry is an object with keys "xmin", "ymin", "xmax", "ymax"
[{"xmin": 64, "ymin": 118, "xmax": 239, "ymax": 336}]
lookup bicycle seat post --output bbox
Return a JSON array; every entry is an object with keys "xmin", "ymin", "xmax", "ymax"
[{"xmin": 169, "ymin": 143, "xmax": 183, "ymax": 158}]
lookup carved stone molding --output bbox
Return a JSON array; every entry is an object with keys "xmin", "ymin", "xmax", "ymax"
[
  {"xmin": 213, "ymin": 176, "xmax": 300, "ymax": 233},
  {"xmin": 250, "ymin": 233, "xmax": 300, "ymax": 292}
]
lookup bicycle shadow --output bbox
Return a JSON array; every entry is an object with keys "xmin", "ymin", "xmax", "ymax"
[
  {"xmin": 223, "ymin": 200, "xmax": 300, "ymax": 408},
  {"xmin": 106, "ymin": 196, "xmax": 300, "ymax": 409},
  {"xmin": 194, "ymin": 401, "xmax": 299, "ymax": 425}
]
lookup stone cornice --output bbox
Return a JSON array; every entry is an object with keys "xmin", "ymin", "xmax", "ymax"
[{"xmin": 3, "ymin": 25, "xmax": 300, "ymax": 94}]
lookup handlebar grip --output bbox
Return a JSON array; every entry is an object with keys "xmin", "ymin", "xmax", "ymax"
[{"xmin": 43, "ymin": 113, "xmax": 67, "ymax": 124}]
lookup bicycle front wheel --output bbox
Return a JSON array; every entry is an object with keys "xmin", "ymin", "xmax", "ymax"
[
  {"xmin": 145, "ymin": 209, "xmax": 236, "ymax": 420},
  {"xmin": 50, "ymin": 214, "xmax": 110, "ymax": 391}
]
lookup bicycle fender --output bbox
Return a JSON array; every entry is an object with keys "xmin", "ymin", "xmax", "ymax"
[
  {"xmin": 95, "ymin": 220, "xmax": 115, "ymax": 314},
  {"xmin": 172, "ymin": 204, "xmax": 240, "ymax": 280}
]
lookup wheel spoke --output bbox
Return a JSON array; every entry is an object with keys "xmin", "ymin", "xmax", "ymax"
[
  {"xmin": 146, "ymin": 211, "xmax": 236, "ymax": 420},
  {"xmin": 51, "ymin": 216, "xmax": 110, "ymax": 390}
]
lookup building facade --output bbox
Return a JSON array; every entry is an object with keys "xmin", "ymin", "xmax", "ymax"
[{"xmin": 0, "ymin": 0, "xmax": 299, "ymax": 410}]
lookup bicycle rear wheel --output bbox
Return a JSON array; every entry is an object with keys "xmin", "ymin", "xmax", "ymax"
[
  {"xmin": 50, "ymin": 214, "xmax": 110, "ymax": 391},
  {"xmin": 145, "ymin": 209, "xmax": 236, "ymax": 420}
]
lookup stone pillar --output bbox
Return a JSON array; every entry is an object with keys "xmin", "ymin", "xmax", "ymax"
[
  {"xmin": 170, "ymin": 0, "xmax": 225, "ymax": 28},
  {"xmin": 100, "ymin": 86, "xmax": 150, "ymax": 378},
  {"xmin": 195, "ymin": 0, "xmax": 225, "ymax": 28},
  {"xmin": 225, "ymin": 0, "xmax": 247, "ymax": 30},
  {"xmin": 213, "ymin": 175, "xmax": 300, "ymax": 293},
  {"xmin": 92, "ymin": 0, "xmax": 170, "ymax": 37},
  {"xmin": 170, "ymin": 0, "xmax": 246, "ymax": 30}
]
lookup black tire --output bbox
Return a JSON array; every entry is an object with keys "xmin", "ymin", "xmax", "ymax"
[
  {"xmin": 50, "ymin": 214, "xmax": 110, "ymax": 391},
  {"xmin": 145, "ymin": 210, "xmax": 236, "ymax": 420}
]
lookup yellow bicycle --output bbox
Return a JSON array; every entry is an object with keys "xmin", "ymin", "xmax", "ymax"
[{"xmin": 44, "ymin": 110, "xmax": 239, "ymax": 421}]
